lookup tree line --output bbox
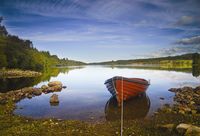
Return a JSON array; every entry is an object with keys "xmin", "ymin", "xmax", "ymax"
[
  {"xmin": 90, "ymin": 53, "xmax": 197, "ymax": 66},
  {"xmin": 0, "ymin": 17, "xmax": 85, "ymax": 72}
]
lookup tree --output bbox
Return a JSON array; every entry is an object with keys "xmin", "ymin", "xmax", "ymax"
[
  {"xmin": 0, "ymin": 17, "xmax": 8, "ymax": 36},
  {"xmin": 0, "ymin": 49, "xmax": 7, "ymax": 68}
]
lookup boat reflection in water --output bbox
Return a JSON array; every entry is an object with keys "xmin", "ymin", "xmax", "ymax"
[{"xmin": 105, "ymin": 93, "xmax": 150, "ymax": 121}]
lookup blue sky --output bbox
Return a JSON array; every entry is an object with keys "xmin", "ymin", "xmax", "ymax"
[{"xmin": 0, "ymin": 0, "xmax": 200, "ymax": 62}]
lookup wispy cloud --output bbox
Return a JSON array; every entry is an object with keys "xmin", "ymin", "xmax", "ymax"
[
  {"xmin": 21, "ymin": 25, "xmax": 135, "ymax": 44},
  {"xmin": 175, "ymin": 35, "xmax": 200, "ymax": 45},
  {"xmin": 173, "ymin": 15, "xmax": 200, "ymax": 31},
  {"xmin": 152, "ymin": 45, "xmax": 200, "ymax": 57},
  {"xmin": 1, "ymin": 0, "xmax": 200, "ymax": 61},
  {"xmin": 151, "ymin": 35, "xmax": 200, "ymax": 57}
]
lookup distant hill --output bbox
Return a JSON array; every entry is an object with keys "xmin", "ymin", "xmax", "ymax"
[
  {"xmin": 0, "ymin": 18, "xmax": 85, "ymax": 72},
  {"xmin": 89, "ymin": 53, "xmax": 200, "ymax": 70},
  {"xmin": 90, "ymin": 53, "xmax": 195, "ymax": 65}
]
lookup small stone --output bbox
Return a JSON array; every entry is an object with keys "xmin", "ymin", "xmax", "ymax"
[
  {"xmin": 154, "ymin": 112, "xmax": 159, "ymax": 115},
  {"xmin": 27, "ymin": 94, "xmax": 33, "ymax": 99},
  {"xmin": 41, "ymin": 85, "xmax": 48, "ymax": 90},
  {"xmin": 158, "ymin": 124, "xmax": 175, "ymax": 132},
  {"xmin": 192, "ymin": 110, "xmax": 197, "ymax": 115},
  {"xmin": 179, "ymin": 110, "xmax": 185, "ymax": 114},
  {"xmin": 50, "ymin": 94, "xmax": 59, "ymax": 104},
  {"xmin": 183, "ymin": 107, "xmax": 191, "ymax": 113},
  {"xmin": 190, "ymin": 101, "xmax": 195, "ymax": 105},
  {"xmin": 176, "ymin": 123, "xmax": 192, "ymax": 135},
  {"xmin": 62, "ymin": 86, "xmax": 67, "ymax": 89},
  {"xmin": 160, "ymin": 97, "xmax": 165, "ymax": 100},
  {"xmin": 32, "ymin": 88, "xmax": 42, "ymax": 96}
]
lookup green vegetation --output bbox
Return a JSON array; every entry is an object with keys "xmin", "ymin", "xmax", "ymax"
[
  {"xmin": 0, "ymin": 98, "xmax": 199, "ymax": 135},
  {"xmin": 90, "ymin": 53, "xmax": 195, "ymax": 66},
  {"xmin": 0, "ymin": 67, "xmax": 83, "ymax": 92},
  {"xmin": 90, "ymin": 53, "xmax": 200, "ymax": 77},
  {"xmin": 0, "ymin": 69, "xmax": 42, "ymax": 78},
  {"xmin": 160, "ymin": 60, "xmax": 192, "ymax": 69},
  {"xmin": 0, "ymin": 18, "xmax": 85, "ymax": 72},
  {"xmin": 90, "ymin": 53, "xmax": 200, "ymax": 76}
]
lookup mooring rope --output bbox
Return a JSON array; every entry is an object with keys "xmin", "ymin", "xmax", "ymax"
[
  {"xmin": 121, "ymin": 76, "xmax": 124, "ymax": 136},
  {"xmin": 112, "ymin": 76, "xmax": 124, "ymax": 136}
]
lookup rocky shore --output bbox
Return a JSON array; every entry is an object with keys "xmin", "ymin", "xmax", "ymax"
[
  {"xmin": 159, "ymin": 86, "xmax": 200, "ymax": 116},
  {"xmin": 0, "ymin": 69, "xmax": 42, "ymax": 78},
  {"xmin": 0, "ymin": 84, "xmax": 200, "ymax": 136},
  {"xmin": 0, "ymin": 81, "xmax": 64, "ymax": 104},
  {"xmin": 154, "ymin": 86, "xmax": 200, "ymax": 136}
]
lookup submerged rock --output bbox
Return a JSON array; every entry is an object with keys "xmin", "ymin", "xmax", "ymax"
[
  {"xmin": 168, "ymin": 88, "xmax": 179, "ymax": 92},
  {"xmin": 50, "ymin": 94, "xmax": 59, "ymax": 104},
  {"xmin": 160, "ymin": 97, "xmax": 165, "ymax": 100}
]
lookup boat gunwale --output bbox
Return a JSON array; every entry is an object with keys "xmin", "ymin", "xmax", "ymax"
[{"xmin": 104, "ymin": 76, "xmax": 150, "ymax": 86}]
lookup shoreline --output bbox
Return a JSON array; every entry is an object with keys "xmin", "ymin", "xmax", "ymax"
[
  {"xmin": 0, "ymin": 69, "xmax": 42, "ymax": 78},
  {"xmin": 0, "ymin": 84, "xmax": 200, "ymax": 135}
]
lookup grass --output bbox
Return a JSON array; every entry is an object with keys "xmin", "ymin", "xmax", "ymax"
[{"xmin": 1, "ymin": 101, "xmax": 197, "ymax": 136}]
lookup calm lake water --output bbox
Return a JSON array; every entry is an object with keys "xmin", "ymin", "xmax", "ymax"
[{"xmin": 2, "ymin": 66, "xmax": 200, "ymax": 122}]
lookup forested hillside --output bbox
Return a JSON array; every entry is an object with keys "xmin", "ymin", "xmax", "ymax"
[
  {"xmin": 91, "ymin": 53, "xmax": 200, "ymax": 65},
  {"xmin": 0, "ymin": 17, "xmax": 85, "ymax": 72}
]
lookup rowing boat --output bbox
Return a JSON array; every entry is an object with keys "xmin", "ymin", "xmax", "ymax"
[{"xmin": 104, "ymin": 76, "xmax": 150, "ymax": 104}]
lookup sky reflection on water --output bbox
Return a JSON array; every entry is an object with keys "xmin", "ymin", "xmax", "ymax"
[{"xmin": 14, "ymin": 66, "xmax": 200, "ymax": 121}]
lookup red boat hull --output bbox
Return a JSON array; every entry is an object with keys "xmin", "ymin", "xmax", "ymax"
[{"xmin": 105, "ymin": 76, "xmax": 149, "ymax": 104}]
